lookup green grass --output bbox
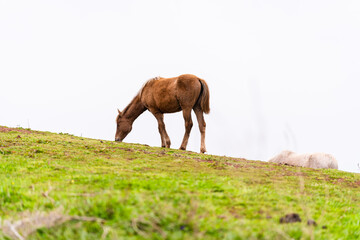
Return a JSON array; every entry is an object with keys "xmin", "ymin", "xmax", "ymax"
[{"xmin": 0, "ymin": 126, "xmax": 360, "ymax": 239}]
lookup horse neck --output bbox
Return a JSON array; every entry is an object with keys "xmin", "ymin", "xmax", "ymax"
[{"xmin": 122, "ymin": 95, "xmax": 146, "ymax": 123}]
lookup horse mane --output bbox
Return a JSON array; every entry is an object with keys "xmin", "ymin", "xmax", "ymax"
[
  {"xmin": 121, "ymin": 95, "xmax": 141, "ymax": 117},
  {"xmin": 143, "ymin": 76, "xmax": 162, "ymax": 87},
  {"xmin": 139, "ymin": 76, "xmax": 162, "ymax": 99},
  {"xmin": 121, "ymin": 76, "xmax": 162, "ymax": 117}
]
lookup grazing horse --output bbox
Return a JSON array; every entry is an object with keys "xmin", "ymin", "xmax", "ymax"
[{"xmin": 115, "ymin": 74, "xmax": 210, "ymax": 153}]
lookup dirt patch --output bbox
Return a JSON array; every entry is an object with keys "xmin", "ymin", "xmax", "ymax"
[
  {"xmin": 280, "ymin": 213, "xmax": 301, "ymax": 223},
  {"xmin": 116, "ymin": 147, "xmax": 153, "ymax": 155},
  {"xmin": 335, "ymin": 178, "xmax": 346, "ymax": 184},
  {"xmin": 0, "ymin": 127, "xmax": 34, "ymax": 134},
  {"xmin": 193, "ymin": 157, "xmax": 254, "ymax": 169},
  {"xmin": 307, "ymin": 219, "xmax": 317, "ymax": 226},
  {"xmin": 315, "ymin": 175, "xmax": 360, "ymax": 188},
  {"xmin": 354, "ymin": 180, "xmax": 360, "ymax": 187}
]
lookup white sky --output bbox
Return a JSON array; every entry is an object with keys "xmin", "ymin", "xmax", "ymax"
[{"xmin": 1, "ymin": 0, "xmax": 360, "ymax": 173}]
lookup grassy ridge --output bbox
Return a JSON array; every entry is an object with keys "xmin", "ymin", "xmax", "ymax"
[{"xmin": 0, "ymin": 126, "xmax": 360, "ymax": 239}]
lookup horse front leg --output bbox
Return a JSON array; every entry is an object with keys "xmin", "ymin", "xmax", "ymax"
[
  {"xmin": 151, "ymin": 111, "xmax": 171, "ymax": 148},
  {"xmin": 180, "ymin": 109, "xmax": 193, "ymax": 151}
]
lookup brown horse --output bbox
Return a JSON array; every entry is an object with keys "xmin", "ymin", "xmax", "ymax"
[{"xmin": 115, "ymin": 74, "xmax": 210, "ymax": 153}]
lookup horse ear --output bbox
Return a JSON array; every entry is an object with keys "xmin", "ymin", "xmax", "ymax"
[{"xmin": 117, "ymin": 109, "xmax": 122, "ymax": 116}]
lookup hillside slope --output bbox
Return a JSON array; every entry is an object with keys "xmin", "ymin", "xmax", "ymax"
[{"xmin": 0, "ymin": 126, "xmax": 359, "ymax": 239}]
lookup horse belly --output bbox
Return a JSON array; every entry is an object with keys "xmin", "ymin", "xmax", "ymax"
[{"xmin": 155, "ymin": 94, "xmax": 181, "ymax": 113}]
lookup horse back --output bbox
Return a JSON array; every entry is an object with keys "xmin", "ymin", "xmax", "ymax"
[{"xmin": 141, "ymin": 74, "xmax": 204, "ymax": 113}]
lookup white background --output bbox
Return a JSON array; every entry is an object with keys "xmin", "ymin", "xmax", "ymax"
[{"xmin": 1, "ymin": 0, "xmax": 359, "ymax": 173}]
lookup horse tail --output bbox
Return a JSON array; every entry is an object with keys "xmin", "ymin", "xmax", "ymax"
[{"xmin": 198, "ymin": 78, "xmax": 210, "ymax": 114}]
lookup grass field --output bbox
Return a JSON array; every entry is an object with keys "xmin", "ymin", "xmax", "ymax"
[{"xmin": 1, "ymin": 126, "xmax": 360, "ymax": 239}]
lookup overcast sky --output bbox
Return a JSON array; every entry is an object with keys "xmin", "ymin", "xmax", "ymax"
[{"xmin": 1, "ymin": 0, "xmax": 359, "ymax": 173}]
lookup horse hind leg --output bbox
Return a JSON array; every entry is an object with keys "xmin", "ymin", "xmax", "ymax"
[
  {"xmin": 179, "ymin": 109, "xmax": 193, "ymax": 151},
  {"xmin": 194, "ymin": 107, "xmax": 207, "ymax": 153}
]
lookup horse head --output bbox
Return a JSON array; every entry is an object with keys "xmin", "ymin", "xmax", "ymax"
[{"xmin": 115, "ymin": 109, "xmax": 132, "ymax": 142}]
